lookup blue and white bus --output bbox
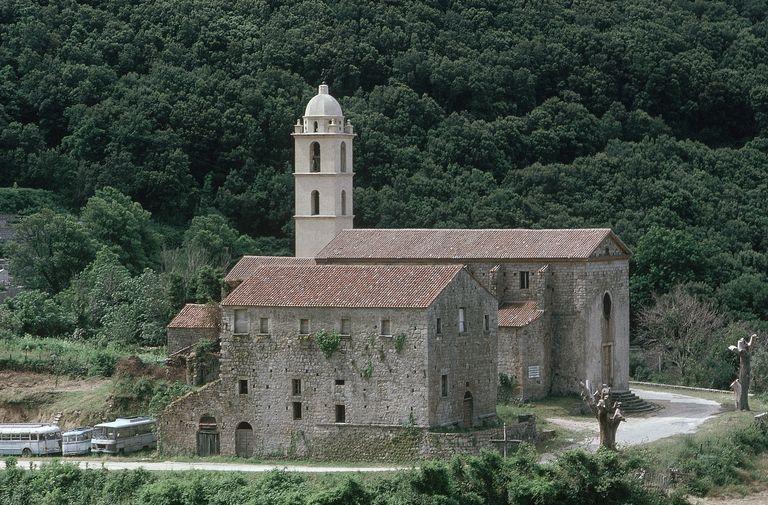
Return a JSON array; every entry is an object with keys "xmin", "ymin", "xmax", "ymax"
[
  {"xmin": 0, "ymin": 424, "xmax": 62, "ymax": 456},
  {"xmin": 91, "ymin": 417, "xmax": 156, "ymax": 455},
  {"xmin": 62, "ymin": 427, "xmax": 93, "ymax": 456}
]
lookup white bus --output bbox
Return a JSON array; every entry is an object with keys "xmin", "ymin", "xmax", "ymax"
[
  {"xmin": 91, "ymin": 417, "xmax": 156, "ymax": 455},
  {"xmin": 62, "ymin": 427, "xmax": 93, "ymax": 456},
  {"xmin": 0, "ymin": 424, "xmax": 62, "ymax": 456}
]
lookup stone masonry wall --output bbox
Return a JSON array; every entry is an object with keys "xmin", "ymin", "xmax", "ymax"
[
  {"xmin": 427, "ymin": 270, "xmax": 499, "ymax": 426},
  {"xmin": 167, "ymin": 327, "xmax": 217, "ymax": 355},
  {"xmin": 498, "ymin": 315, "xmax": 550, "ymax": 400},
  {"xmin": 159, "ymin": 269, "xmax": 498, "ymax": 458}
]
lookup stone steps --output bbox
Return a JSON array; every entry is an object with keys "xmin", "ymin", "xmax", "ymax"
[{"xmin": 610, "ymin": 390, "xmax": 659, "ymax": 414}]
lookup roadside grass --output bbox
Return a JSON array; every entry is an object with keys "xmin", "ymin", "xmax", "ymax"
[
  {"xmin": 623, "ymin": 383, "xmax": 768, "ymax": 497},
  {"xmin": 497, "ymin": 395, "xmax": 593, "ymax": 452}
]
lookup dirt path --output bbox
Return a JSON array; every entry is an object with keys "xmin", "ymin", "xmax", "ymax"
[
  {"xmin": 688, "ymin": 491, "xmax": 768, "ymax": 504},
  {"xmin": 16, "ymin": 459, "xmax": 410, "ymax": 474},
  {"xmin": 0, "ymin": 371, "xmax": 110, "ymax": 426},
  {"xmin": 543, "ymin": 387, "xmax": 723, "ymax": 458}
]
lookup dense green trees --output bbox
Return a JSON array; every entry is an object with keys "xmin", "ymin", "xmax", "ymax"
[
  {"xmin": 0, "ymin": 449, "xmax": 683, "ymax": 505},
  {"xmin": 2, "ymin": 0, "xmax": 768, "ymax": 339}
]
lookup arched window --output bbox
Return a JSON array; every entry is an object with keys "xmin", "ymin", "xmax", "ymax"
[
  {"xmin": 310, "ymin": 142, "xmax": 320, "ymax": 172},
  {"xmin": 603, "ymin": 293, "xmax": 612, "ymax": 320},
  {"xmin": 311, "ymin": 190, "xmax": 320, "ymax": 215},
  {"xmin": 340, "ymin": 142, "xmax": 347, "ymax": 172},
  {"xmin": 313, "ymin": 121, "xmax": 318, "ymax": 132},
  {"xmin": 341, "ymin": 190, "xmax": 347, "ymax": 215}
]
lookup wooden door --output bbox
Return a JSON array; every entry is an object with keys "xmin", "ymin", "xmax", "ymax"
[
  {"xmin": 235, "ymin": 422, "xmax": 253, "ymax": 458},
  {"xmin": 462, "ymin": 392, "xmax": 474, "ymax": 428},
  {"xmin": 602, "ymin": 344, "xmax": 613, "ymax": 387},
  {"xmin": 196, "ymin": 431, "xmax": 219, "ymax": 456}
]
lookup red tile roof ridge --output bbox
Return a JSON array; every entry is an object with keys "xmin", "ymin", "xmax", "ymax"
[{"xmin": 222, "ymin": 264, "xmax": 465, "ymax": 308}]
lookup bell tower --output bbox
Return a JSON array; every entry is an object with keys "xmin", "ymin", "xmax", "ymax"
[{"xmin": 293, "ymin": 84, "xmax": 355, "ymax": 257}]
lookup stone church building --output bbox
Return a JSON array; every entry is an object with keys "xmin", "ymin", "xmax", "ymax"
[{"xmin": 158, "ymin": 85, "xmax": 631, "ymax": 458}]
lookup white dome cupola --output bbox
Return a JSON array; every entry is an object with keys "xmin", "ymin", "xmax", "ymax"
[
  {"xmin": 292, "ymin": 83, "xmax": 356, "ymax": 258},
  {"xmin": 304, "ymin": 84, "xmax": 343, "ymax": 117},
  {"xmin": 295, "ymin": 84, "xmax": 354, "ymax": 135}
]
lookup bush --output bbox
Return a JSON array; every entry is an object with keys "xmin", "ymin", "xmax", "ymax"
[
  {"xmin": 497, "ymin": 373, "xmax": 517, "ymax": 405},
  {"xmin": 315, "ymin": 329, "xmax": 342, "ymax": 359}
]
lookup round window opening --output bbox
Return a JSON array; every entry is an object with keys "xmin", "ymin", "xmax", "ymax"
[{"xmin": 603, "ymin": 293, "xmax": 612, "ymax": 320}]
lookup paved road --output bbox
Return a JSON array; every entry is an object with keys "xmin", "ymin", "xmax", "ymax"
[
  {"xmin": 15, "ymin": 459, "xmax": 410, "ymax": 473},
  {"xmin": 548, "ymin": 387, "xmax": 723, "ymax": 450}
]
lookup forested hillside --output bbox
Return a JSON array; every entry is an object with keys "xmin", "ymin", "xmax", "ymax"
[{"xmin": 2, "ymin": 0, "xmax": 768, "ymax": 337}]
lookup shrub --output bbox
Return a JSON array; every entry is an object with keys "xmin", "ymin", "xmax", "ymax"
[
  {"xmin": 497, "ymin": 373, "xmax": 517, "ymax": 404},
  {"xmin": 394, "ymin": 333, "xmax": 406, "ymax": 353},
  {"xmin": 315, "ymin": 329, "xmax": 342, "ymax": 359}
]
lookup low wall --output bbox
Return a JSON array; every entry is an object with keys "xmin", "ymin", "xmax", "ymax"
[{"xmin": 294, "ymin": 420, "xmax": 537, "ymax": 461}]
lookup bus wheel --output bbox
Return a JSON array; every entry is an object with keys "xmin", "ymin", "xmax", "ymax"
[{"xmin": 21, "ymin": 448, "xmax": 31, "ymax": 457}]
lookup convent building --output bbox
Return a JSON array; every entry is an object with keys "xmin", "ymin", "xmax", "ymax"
[{"xmin": 159, "ymin": 85, "xmax": 632, "ymax": 458}]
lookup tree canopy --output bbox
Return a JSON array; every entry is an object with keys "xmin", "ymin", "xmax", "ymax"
[{"xmin": 2, "ymin": 0, "xmax": 768, "ymax": 329}]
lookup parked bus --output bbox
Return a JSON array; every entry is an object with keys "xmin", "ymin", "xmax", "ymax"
[
  {"xmin": 0, "ymin": 424, "xmax": 62, "ymax": 456},
  {"xmin": 91, "ymin": 417, "xmax": 156, "ymax": 455},
  {"xmin": 62, "ymin": 427, "xmax": 93, "ymax": 456}
]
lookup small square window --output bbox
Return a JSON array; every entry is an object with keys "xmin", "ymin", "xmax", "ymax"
[
  {"xmin": 292, "ymin": 379, "xmax": 302, "ymax": 396},
  {"xmin": 239, "ymin": 380, "xmax": 248, "ymax": 394},
  {"xmin": 335, "ymin": 404, "xmax": 346, "ymax": 423},
  {"xmin": 234, "ymin": 309, "xmax": 249, "ymax": 334},
  {"xmin": 441, "ymin": 374, "xmax": 448, "ymax": 397},
  {"xmin": 292, "ymin": 401, "xmax": 302, "ymax": 420},
  {"xmin": 380, "ymin": 318, "xmax": 391, "ymax": 336},
  {"xmin": 436, "ymin": 317, "xmax": 442, "ymax": 334},
  {"xmin": 458, "ymin": 308, "xmax": 466, "ymax": 333},
  {"xmin": 299, "ymin": 318, "xmax": 310, "ymax": 334},
  {"xmin": 340, "ymin": 318, "xmax": 351, "ymax": 336},
  {"xmin": 259, "ymin": 317, "xmax": 269, "ymax": 334},
  {"xmin": 484, "ymin": 314, "xmax": 490, "ymax": 331},
  {"xmin": 520, "ymin": 271, "xmax": 530, "ymax": 289}
]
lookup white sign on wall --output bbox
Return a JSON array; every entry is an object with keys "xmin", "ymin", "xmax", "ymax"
[{"xmin": 528, "ymin": 365, "xmax": 541, "ymax": 379}]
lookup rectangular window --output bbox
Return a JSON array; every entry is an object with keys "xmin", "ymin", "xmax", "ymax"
[
  {"xmin": 335, "ymin": 404, "xmax": 346, "ymax": 423},
  {"xmin": 292, "ymin": 401, "xmax": 303, "ymax": 420},
  {"xmin": 299, "ymin": 318, "xmax": 310, "ymax": 335},
  {"xmin": 458, "ymin": 308, "xmax": 466, "ymax": 333},
  {"xmin": 340, "ymin": 318, "xmax": 351, "ymax": 336},
  {"xmin": 441, "ymin": 374, "xmax": 448, "ymax": 397},
  {"xmin": 238, "ymin": 379, "xmax": 248, "ymax": 394},
  {"xmin": 520, "ymin": 271, "xmax": 530, "ymax": 289},
  {"xmin": 484, "ymin": 314, "xmax": 490, "ymax": 332},
  {"xmin": 335, "ymin": 379, "xmax": 345, "ymax": 386},
  {"xmin": 259, "ymin": 317, "xmax": 269, "ymax": 334},
  {"xmin": 233, "ymin": 309, "xmax": 249, "ymax": 334},
  {"xmin": 436, "ymin": 317, "xmax": 442, "ymax": 334},
  {"xmin": 292, "ymin": 379, "xmax": 302, "ymax": 396},
  {"xmin": 380, "ymin": 318, "xmax": 391, "ymax": 336}
]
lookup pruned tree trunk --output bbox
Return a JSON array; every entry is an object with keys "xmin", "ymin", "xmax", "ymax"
[
  {"xmin": 580, "ymin": 380, "xmax": 625, "ymax": 451},
  {"xmin": 729, "ymin": 334, "xmax": 756, "ymax": 411}
]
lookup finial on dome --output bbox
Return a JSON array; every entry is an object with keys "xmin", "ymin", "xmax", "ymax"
[{"xmin": 319, "ymin": 83, "xmax": 329, "ymax": 94}]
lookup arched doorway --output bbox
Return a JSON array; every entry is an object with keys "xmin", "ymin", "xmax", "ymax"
[
  {"xmin": 601, "ymin": 293, "xmax": 614, "ymax": 386},
  {"xmin": 235, "ymin": 422, "xmax": 253, "ymax": 458},
  {"xmin": 462, "ymin": 391, "xmax": 474, "ymax": 428},
  {"xmin": 197, "ymin": 415, "xmax": 220, "ymax": 456}
]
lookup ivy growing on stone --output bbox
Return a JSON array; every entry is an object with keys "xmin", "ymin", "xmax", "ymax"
[
  {"xmin": 315, "ymin": 329, "xmax": 342, "ymax": 359},
  {"xmin": 394, "ymin": 333, "xmax": 407, "ymax": 353},
  {"xmin": 362, "ymin": 360, "xmax": 374, "ymax": 379}
]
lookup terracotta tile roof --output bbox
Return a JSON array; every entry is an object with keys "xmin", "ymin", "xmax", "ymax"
[
  {"xmin": 168, "ymin": 304, "xmax": 218, "ymax": 329},
  {"xmin": 222, "ymin": 264, "xmax": 464, "ymax": 308},
  {"xmin": 498, "ymin": 302, "xmax": 544, "ymax": 327},
  {"xmin": 225, "ymin": 256, "xmax": 315, "ymax": 284},
  {"xmin": 316, "ymin": 229, "xmax": 629, "ymax": 261}
]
